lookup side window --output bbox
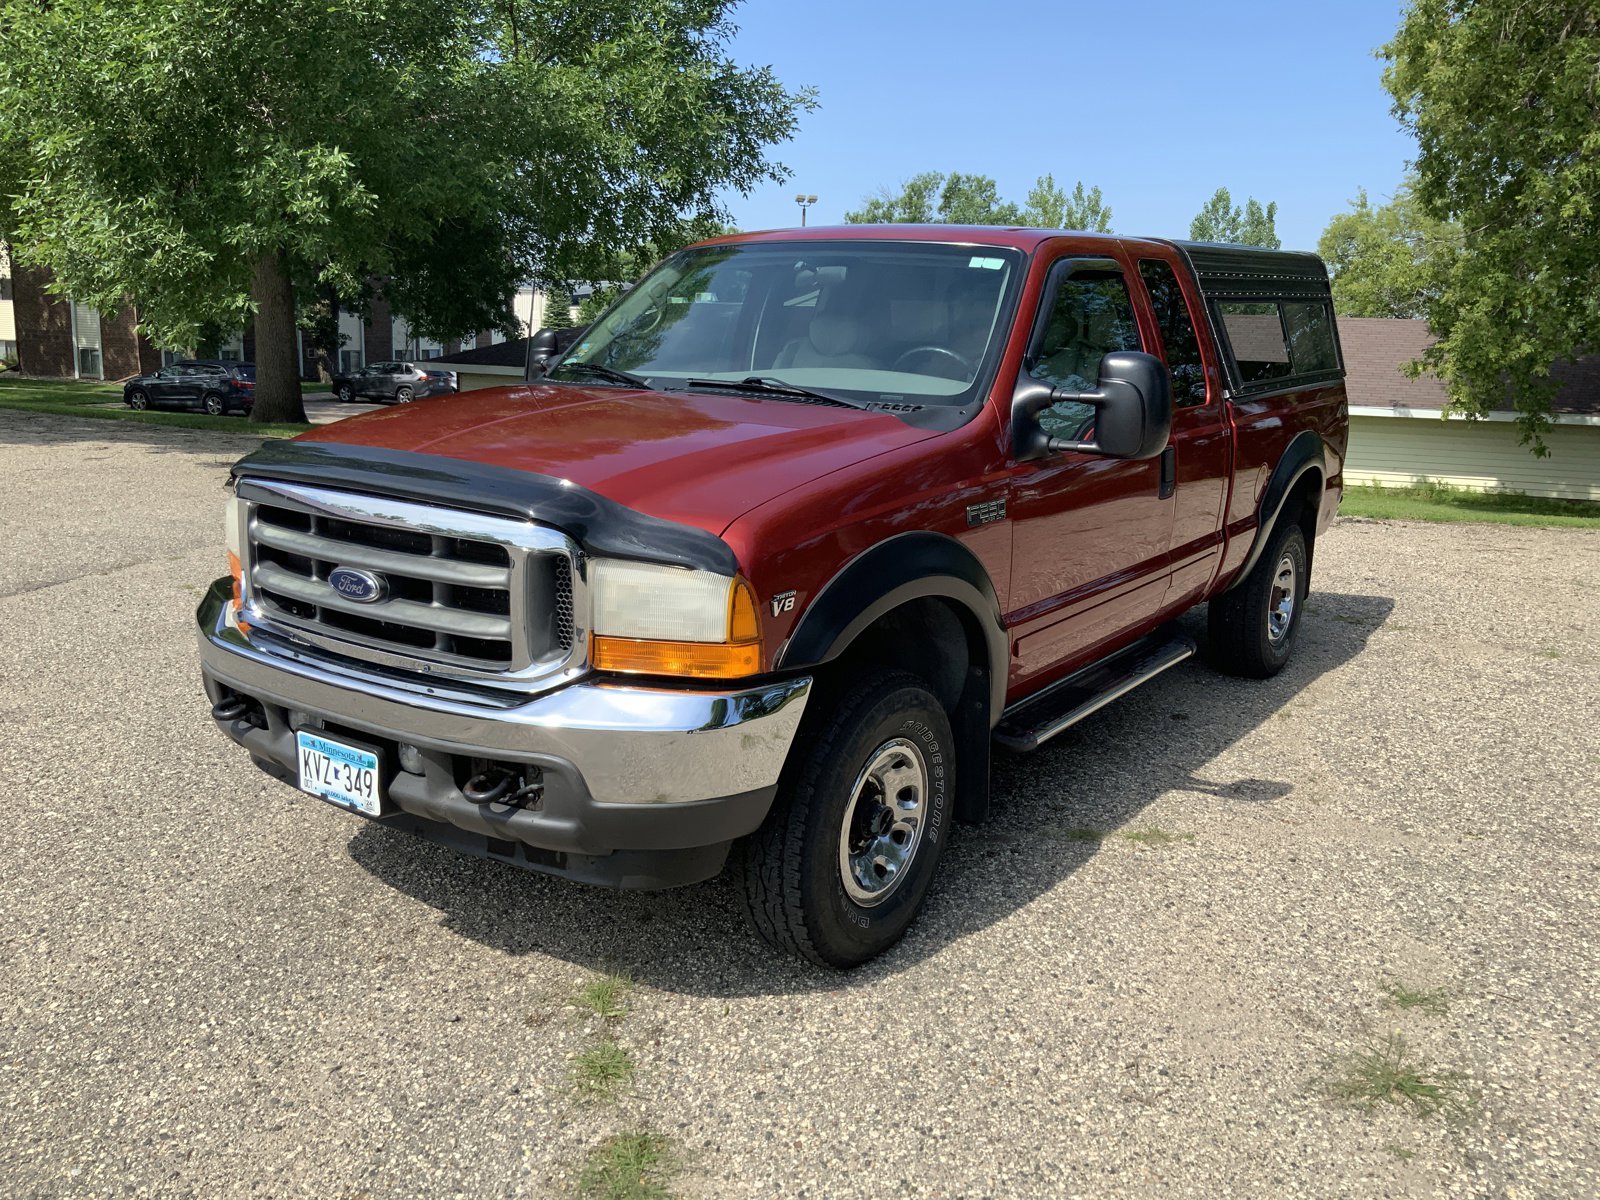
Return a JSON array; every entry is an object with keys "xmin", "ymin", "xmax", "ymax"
[
  {"xmin": 1138, "ymin": 259, "xmax": 1208, "ymax": 407},
  {"xmin": 1029, "ymin": 267, "xmax": 1141, "ymax": 439},
  {"xmin": 1217, "ymin": 302, "xmax": 1292, "ymax": 385},
  {"xmin": 1283, "ymin": 302, "xmax": 1338, "ymax": 375}
]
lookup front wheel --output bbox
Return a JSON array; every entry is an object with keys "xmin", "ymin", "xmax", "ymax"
[
  {"xmin": 1207, "ymin": 520, "xmax": 1308, "ymax": 678},
  {"xmin": 336, "ymin": 384, "xmax": 354, "ymax": 403},
  {"xmin": 127, "ymin": 389, "xmax": 149, "ymax": 410},
  {"xmin": 733, "ymin": 670, "xmax": 953, "ymax": 968}
]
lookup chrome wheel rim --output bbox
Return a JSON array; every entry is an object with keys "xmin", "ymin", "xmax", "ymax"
[
  {"xmin": 129, "ymin": 391, "xmax": 147, "ymax": 409},
  {"xmin": 838, "ymin": 737, "xmax": 927, "ymax": 907},
  {"xmin": 204, "ymin": 395, "xmax": 221, "ymax": 414},
  {"xmin": 1267, "ymin": 554, "xmax": 1297, "ymax": 645}
]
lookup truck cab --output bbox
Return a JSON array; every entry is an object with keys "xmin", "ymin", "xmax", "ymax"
[{"xmin": 198, "ymin": 226, "xmax": 1347, "ymax": 967}]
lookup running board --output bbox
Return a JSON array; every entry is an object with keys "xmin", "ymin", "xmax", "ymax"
[{"xmin": 993, "ymin": 632, "xmax": 1197, "ymax": 752}]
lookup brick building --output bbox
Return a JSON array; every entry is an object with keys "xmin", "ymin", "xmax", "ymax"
[{"xmin": 5, "ymin": 244, "xmax": 559, "ymax": 383}]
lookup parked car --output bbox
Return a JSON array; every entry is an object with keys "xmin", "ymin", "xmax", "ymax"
[
  {"xmin": 199, "ymin": 226, "xmax": 1348, "ymax": 967},
  {"xmin": 331, "ymin": 361, "xmax": 457, "ymax": 404},
  {"xmin": 124, "ymin": 360, "xmax": 255, "ymax": 415}
]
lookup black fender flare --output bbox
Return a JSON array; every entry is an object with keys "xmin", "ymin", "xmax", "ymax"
[
  {"xmin": 1228, "ymin": 429, "xmax": 1326, "ymax": 589},
  {"xmin": 777, "ymin": 531, "xmax": 1009, "ymax": 723}
]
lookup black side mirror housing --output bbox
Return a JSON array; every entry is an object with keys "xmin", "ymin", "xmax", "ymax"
[
  {"xmin": 1011, "ymin": 350, "xmax": 1173, "ymax": 462},
  {"xmin": 524, "ymin": 328, "xmax": 561, "ymax": 381}
]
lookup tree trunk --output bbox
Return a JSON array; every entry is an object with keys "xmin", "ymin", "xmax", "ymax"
[{"xmin": 249, "ymin": 247, "xmax": 307, "ymax": 424}]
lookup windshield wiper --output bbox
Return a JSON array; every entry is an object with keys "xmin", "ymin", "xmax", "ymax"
[
  {"xmin": 682, "ymin": 375, "xmax": 869, "ymax": 410},
  {"xmin": 549, "ymin": 361, "xmax": 657, "ymax": 390}
]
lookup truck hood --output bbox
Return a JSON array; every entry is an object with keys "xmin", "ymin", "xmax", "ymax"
[{"xmin": 298, "ymin": 382, "xmax": 937, "ymax": 535}]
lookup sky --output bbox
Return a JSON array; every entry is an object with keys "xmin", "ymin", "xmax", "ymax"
[{"xmin": 718, "ymin": 0, "xmax": 1417, "ymax": 252}]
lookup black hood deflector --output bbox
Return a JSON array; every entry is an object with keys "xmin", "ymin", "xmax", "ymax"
[{"xmin": 231, "ymin": 440, "xmax": 740, "ymax": 575}]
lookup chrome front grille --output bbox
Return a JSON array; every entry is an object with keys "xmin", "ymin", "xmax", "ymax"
[{"xmin": 235, "ymin": 479, "xmax": 586, "ymax": 687}]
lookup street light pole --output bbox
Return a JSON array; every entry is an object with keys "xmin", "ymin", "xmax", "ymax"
[{"xmin": 795, "ymin": 193, "xmax": 817, "ymax": 227}]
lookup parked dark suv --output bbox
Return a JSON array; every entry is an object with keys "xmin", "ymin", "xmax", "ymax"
[
  {"xmin": 124, "ymin": 361, "xmax": 255, "ymax": 416},
  {"xmin": 331, "ymin": 361, "xmax": 458, "ymax": 404}
]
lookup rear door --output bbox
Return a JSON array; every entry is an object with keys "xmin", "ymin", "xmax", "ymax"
[
  {"xmin": 1134, "ymin": 254, "xmax": 1231, "ymax": 609},
  {"xmin": 171, "ymin": 365, "xmax": 207, "ymax": 406},
  {"xmin": 1005, "ymin": 249, "xmax": 1175, "ymax": 692}
]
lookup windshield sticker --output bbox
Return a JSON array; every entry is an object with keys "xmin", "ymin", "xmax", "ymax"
[{"xmin": 968, "ymin": 256, "xmax": 1005, "ymax": 270}]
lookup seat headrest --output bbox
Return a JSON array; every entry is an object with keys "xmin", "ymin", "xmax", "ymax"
[{"xmin": 809, "ymin": 314, "xmax": 861, "ymax": 357}]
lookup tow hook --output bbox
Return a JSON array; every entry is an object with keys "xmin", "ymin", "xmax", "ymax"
[
  {"xmin": 462, "ymin": 766, "xmax": 544, "ymax": 808},
  {"xmin": 211, "ymin": 696, "xmax": 266, "ymax": 728}
]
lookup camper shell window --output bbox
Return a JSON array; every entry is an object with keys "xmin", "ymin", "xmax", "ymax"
[{"xmin": 1170, "ymin": 242, "xmax": 1343, "ymax": 395}]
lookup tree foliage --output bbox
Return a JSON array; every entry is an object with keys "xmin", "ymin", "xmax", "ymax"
[
  {"xmin": 1317, "ymin": 181, "xmax": 1458, "ymax": 319},
  {"xmin": 1384, "ymin": 1, "xmax": 1600, "ymax": 453},
  {"xmin": 1025, "ymin": 175, "xmax": 1113, "ymax": 232},
  {"xmin": 846, "ymin": 172, "xmax": 1112, "ymax": 230},
  {"xmin": 1189, "ymin": 187, "xmax": 1281, "ymax": 248},
  {"xmin": 0, "ymin": 1, "xmax": 812, "ymax": 421}
]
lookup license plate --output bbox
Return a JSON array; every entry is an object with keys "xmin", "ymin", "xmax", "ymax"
[{"xmin": 296, "ymin": 730, "xmax": 382, "ymax": 816}]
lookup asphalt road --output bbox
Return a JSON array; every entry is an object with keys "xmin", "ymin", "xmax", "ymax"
[{"xmin": 2, "ymin": 409, "xmax": 1596, "ymax": 1198}]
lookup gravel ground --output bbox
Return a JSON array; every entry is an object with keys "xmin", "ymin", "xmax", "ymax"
[{"xmin": 2, "ymin": 409, "xmax": 1596, "ymax": 1199}]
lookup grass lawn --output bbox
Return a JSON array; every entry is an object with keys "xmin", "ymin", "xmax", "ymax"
[
  {"xmin": 0, "ymin": 373, "xmax": 312, "ymax": 436},
  {"xmin": 1341, "ymin": 481, "xmax": 1600, "ymax": 529}
]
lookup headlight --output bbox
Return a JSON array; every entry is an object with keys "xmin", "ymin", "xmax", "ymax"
[{"xmin": 589, "ymin": 559, "xmax": 761, "ymax": 679}]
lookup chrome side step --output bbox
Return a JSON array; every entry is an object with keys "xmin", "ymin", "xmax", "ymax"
[{"xmin": 993, "ymin": 632, "xmax": 1197, "ymax": 752}]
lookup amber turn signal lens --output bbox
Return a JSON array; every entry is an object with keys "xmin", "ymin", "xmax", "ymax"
[
  {"xmin": 592, "ymin": 636, "xmax": 762, "ymax": 679},
  {"xmin": 227, "ymin": 551, "xmax": 243, "ymax": 609},
  {"xmin": 728, "ymin": 578, "xmax": 760, "ymax": 642}
]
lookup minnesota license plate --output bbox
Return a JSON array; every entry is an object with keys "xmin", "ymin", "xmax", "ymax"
[{"xmin": 296, "ymin": 730, "xmax": 382, "ymax": 816}]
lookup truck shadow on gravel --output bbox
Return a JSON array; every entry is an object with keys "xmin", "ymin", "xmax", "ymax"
[{"xmin": 347, "ymin": 590, "xmax": 1393, "ymax": 995}]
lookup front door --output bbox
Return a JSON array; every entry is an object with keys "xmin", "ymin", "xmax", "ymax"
[{"xmin": 1006, "ymin": 252, "xmax": 1175, "ymax": 695}]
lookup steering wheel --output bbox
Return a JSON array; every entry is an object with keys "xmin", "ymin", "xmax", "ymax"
[{"xmin": 892, "ymin": 345, "xmax": 974, "ymax": 378}]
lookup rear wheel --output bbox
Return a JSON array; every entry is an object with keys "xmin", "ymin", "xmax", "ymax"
[
  {"xmin": 394, "ymin": 385, "xmax": 414, "ymax": 403},
  {"xmin": 733, "ymin": 670, "xmax": 953, "ymax": 968},
  {"xmin": 202, "ymin": 392, "xmax": 224, "ymax": 416},
  {"xmin": 1208, "ymin": 520, "xmax": 1308, "ymax": 678},
  {"xmin": 127, "ymin": 389, "xmax": 149, "ymax": 410}
]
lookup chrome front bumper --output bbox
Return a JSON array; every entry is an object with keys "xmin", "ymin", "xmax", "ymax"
[{"xmin": 196, "ymin": 580, "xmax": 810, "ymax": 882}]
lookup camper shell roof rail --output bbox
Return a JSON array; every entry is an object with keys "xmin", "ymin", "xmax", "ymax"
[{"xmin": 1166, "ymin": 242, "xmax": 1333, "ymax": 301}]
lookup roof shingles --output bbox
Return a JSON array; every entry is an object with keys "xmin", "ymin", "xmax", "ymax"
[{"xmin": 1336, "ymin": 316, "xmax": 1600, "ymax": 416}]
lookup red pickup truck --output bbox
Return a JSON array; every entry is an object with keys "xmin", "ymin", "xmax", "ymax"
[{"xmin": 198, "ymin": 225, "xmax": 1347, "ymax": 966}]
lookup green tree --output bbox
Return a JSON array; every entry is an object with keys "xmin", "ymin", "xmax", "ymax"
[
  {"xmin": 845, "ymin": 172, "xmax": 1021, "ymax": 225},
  {"xmin": 0, "ymin": 1, "xmax": 811, "ymax": 422},
  {"xmin": 1384, "ymin": 1, "xmax": 1600, "ymax": 453},
  {"xmin": 1024, "ymin": 175, "xmax": 1113, "ymax": 232},
  {"xmin": 1317, "ymin": 181, "xmax": 1457, "ymax": 319},
  {"xmin": 1190, "ymin": 187, "xmax": 1281, "ymax": 249}
]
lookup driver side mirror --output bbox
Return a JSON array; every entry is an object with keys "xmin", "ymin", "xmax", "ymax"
[
  {"xmin": 1011, "ymin": 350, "xmax": 1172, "ymax": 462},
  {"xmin": 524, "ymin": 328, "xmax": 560, "ymax": 381}
]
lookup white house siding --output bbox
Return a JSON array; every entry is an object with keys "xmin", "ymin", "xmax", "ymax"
[{"xmin": 1346, "ymin": 414, "xmax": 1600, "ymax": 501}]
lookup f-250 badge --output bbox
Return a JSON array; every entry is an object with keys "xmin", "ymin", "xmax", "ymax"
[{"xmin": 770, "ymin": 590, "xmax": 797, "ymax": 617}]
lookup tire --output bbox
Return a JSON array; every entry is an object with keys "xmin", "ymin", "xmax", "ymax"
[
  {"xmin": 394, "ymin": 386, "xmax": 414, "ymax": 404},
  {"xmin": 1207, "ymin": 520, "xmax": 1308, "ymax": 678},
  {"xmin": 202, "ymin": 392, "xmax": 224, "ymax": 416},
  {"xmin": 127, "ymin": 390, "xmax": 149, "ymax": 410},
  {"xmin": 336, "ymin": 384, "xmax": 354, "ymax": 403},
  {"xmin": 732, "ymin": 670, "xmax": 954, "ymax": 968}
]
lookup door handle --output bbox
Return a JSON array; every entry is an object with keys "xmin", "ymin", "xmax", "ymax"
[{"xmin": 1159, "ymin": 446, "xmax": 1176, "ymax": 499}]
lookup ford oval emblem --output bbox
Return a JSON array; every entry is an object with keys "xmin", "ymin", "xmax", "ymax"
[{"xmin": 328, "ymin": 566, "xmax": 387, "ymax": 604}]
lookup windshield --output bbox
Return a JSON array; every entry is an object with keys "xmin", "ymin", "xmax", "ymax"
[{"xmin": 554, "ymin": 240, "xmax": 1023, "ymax": 409}]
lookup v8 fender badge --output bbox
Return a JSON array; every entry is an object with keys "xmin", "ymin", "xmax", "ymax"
[{"xmin": 770, "ymin": 590, "xmax": 797, "ymax": 617}]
